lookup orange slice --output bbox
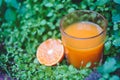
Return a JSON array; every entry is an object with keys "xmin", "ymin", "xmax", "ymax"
[{"xmin": 36, "ymin": 39, "xmax": 64, "ymax": 66}]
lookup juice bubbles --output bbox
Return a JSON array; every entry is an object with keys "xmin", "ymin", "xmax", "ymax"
[{"xmin": 60, "ymin": 10, "xmax": 107, "ymax": 68}]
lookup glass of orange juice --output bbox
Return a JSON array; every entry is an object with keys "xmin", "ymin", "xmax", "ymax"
[{"xmin": 60, "ymin": 10, "xmax": 107, "ymax": 68}]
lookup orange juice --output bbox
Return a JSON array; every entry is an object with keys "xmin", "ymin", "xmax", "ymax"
[{"xmin": 62, "ymin": 22, "xmax": 104, "ymax": 68}]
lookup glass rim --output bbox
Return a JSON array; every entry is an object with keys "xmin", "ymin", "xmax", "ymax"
[{"xmin": 60, "ymin": 10, "xmax": 108, "ymax": 40}]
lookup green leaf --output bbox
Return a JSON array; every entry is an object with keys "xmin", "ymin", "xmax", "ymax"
[
  {"xmin": 47, "ymin": 11, "xmax": 53, "ymax": 17},
  {"xmin": 86, "ymin": 62, "xmax": 91, "ymax": 68},
  {"xmin": 56, "ymin": 4, "xmax": 64, "ymax": 9},
  {"xmin": 5, "ymin": 8, "xmax": 16, "ymax": 22},
  {"xmin": 5, "ymin": 0, "xmax": 19, "ymax": 9},
  {"xmin": 116, "ymin": 61, "xmax": 120, "ymax": 68},
  {"xmin": 37, "ymin": 27, "xmax": 45, "ymax": 36},
  {"xmin": 109, "ymin": 75, "xmax": 120, "ymax": 80},
  {"xmin": 45, "ymin": 3, "xmax": 53, "ymax": 7},
  {"xmin": 21, "ymin": 73, "xmax": 27, "ymax": 79},
  {"xmin": 5, "ymin": 0, "xmax": 11, "ymax": 3},
  {"xmin": 95, "ymin": 0, "xmax": 110, "ymax": 5},
  {"xmin": 40, "ymin": 20, "xmax": 46, "ymax": 25},
  {"xmin": 115, "ymin": 4, "xmax": 120, "ymax": 11},
  {"xmin": 113, "ymin": 23, "xmax": 118, "ymax": 30},
  {"xmin": 98, "ymin": 58, "xmax": 117, "ymax": 74},
  {"xmin": 42, "ymin": 35, "xmax": 48, "ymax": 41},
  {"xmin": 33, "ymin": 0, "xmax": 38, "ymax": 2},
  {"xmin": 80, "ymin": 69, "xmax": 86, "ymax": 75},
  {"xmin": 68, "ymin": 65, "xmax": 74, "ymax": 71},
  {"xmin": 0, "ymin": 0, "xmax": 2, "ymax": 7},
  {"xmin": 112, "ymin": 14, "xmax": 120, "ymax": 23},
  {"xmin": 47, "ymin": 31, "xmax": 52, "ymax": 36},
  {"xmin": 113, "ymin": 38, "xmax": 120, "ymax": 46},
  {"xmin": 99, "ymin": 77, "xmax": 106, "ymax": 80},
  {"xmin": 33, "ymin": 58, "xmax": 39, "ymax": 64},
  {"xmin": 105, "ymin": 41, "xmax": 111, "ymax": 51},
  {"xmin": 47, "ymin": 22, "xmax": 55, "ymax": 30},
  {"xmin": 113, "ymin": 0, "xmax": 120, "ymax": 4},
  {"xmin": 103, "ymin": 73, "xmax": 110, "ymax": 79},
  {"xmin": 68, "ymin": 8, "xmax": 75, "ymax": 13},
  {"xmin": 80, "ymin": 3, "xmax": 87, "ymax": 9}
]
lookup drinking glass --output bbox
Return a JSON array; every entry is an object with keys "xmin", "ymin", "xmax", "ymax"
[{"xmin": 60, "ymin": 10, "xmax": 107, "ymax": 68}]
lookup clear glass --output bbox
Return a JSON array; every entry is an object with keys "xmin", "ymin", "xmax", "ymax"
[{"xmin": 60, "ymin": 10, "xmax": 107, "ymax": 68}]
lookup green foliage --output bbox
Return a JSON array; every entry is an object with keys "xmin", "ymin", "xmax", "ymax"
[
  {"xmin": 0, "ymin": 0, "xmax": 120, "ymax": 80},
  {"xmin": 113, "ymin": 38, "xmax": 120, "ymax": 47},
  {"xmin": 5, "ymin": 8, "xmax": 16, "ymax": 22},
  {"xmin": 109, "ymin": 75, "xmax": 120, "ymax": 80},
  {"xmin": 95, "ymin": 0, "xmax": 110, "ymax": 6},
  {"xmin": 98, "ymin": 57, "xmax": 120, "ymax": 79},
  {"xmin": 85, "ymin": 62, "xmax": 91, "ymax": 68},
  {"xmin": 114, "ymin": 0, "xmax": 120, "ymax": 4},
  {"xmin": 5, "ymin": 0, "xmax": 19, "ymax": 9},
  {"xmin": 0, "ymin": 0, "xmax": 2, "ymax": 7},
  {"xmin": 104, "ymin": 40, "xmax": 111, "ymax": 52},
  {"xmin": 98, "ymin": 58, "xmax": 119, "ymax": 74}
]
